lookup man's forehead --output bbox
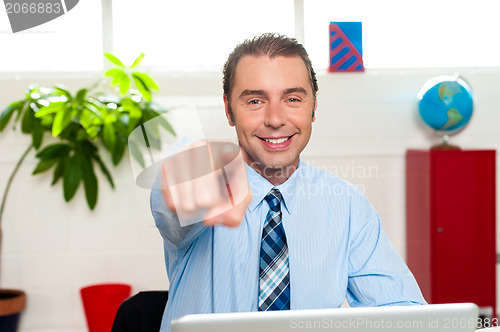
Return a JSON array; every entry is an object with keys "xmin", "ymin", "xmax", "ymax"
[
  {"xmin": 236, "ymin": 54, "xmax": 306, "ymax": 70},
  {"xmin": 232, "ymin": 55, "xmax": 310, "ymax": 91}
]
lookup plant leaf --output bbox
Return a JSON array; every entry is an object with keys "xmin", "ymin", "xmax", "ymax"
[
  {"xmin": 0, "ymin": 100, "xmax": 24, "ymax": 131},
  {"xmin": 160, "ymin": 118, "xmax": 176, "ymax": 137},
  {"xmin": 32, "ymin": 119, "xmax": 45, "ymax": 149},
  {"xmin": 81, "ymin": 156, "xmax": 98, "ymax": 209},
  {"xmin": 35, "ymin": 102, "xmax": 65, "ymax": 118},
  {"xmin": 52, "ymin": 158, "xmax": 65, "ymax": 185},
  {"xmin": 130, "ymin": 53, "xmax": 145, "ymax": 68},
  {"xmin": 105, "ymin": 68, "xmax": 126, "ymax": 85},
  {"xmin": 87, "ymin": 101, "xmax": 104, "ymax": 116},
  {"xmin": 102, "ymin": 122, "xmax": 116, "ymax": 151},
  {"xmin": 15, "ymin": 100, "xmax": 30, "ymax": 123},
  {"xmin": 80, "ymin": 140, "xmax": 98, "ymax": 154},
  {"xmin": 80, "ymin": 108, "xmax": 101, "ymax": 138},
  {"xmin": 21, "ymin": 103, "xmax": 33, "ymax": 133},
  {"xmin": 63, "ymin": 153, "xmax": 82, "ymax": 201},
  {"xmin": 119, "ymin": 75, "xmax": 131, "ymax": 95},
  {"xmin": 145, "ymin": 109, "xmax": 175, "ymax": 137},
  {"xmin": 32, "ymin": 158, "xmax": 58, "ymax": 175},
  {"xmin": 111, "ymin": 135, "xmax": 126, "ymax": 165},
  {"xmin": 133, "ymin": 72, "xmax": 159, "ymax": 91},
  {"xmin": 131, "ymin": 74, "xmax": 151, "ymax": 101},
  {"xmin": 91, "ymin": 153, "xmax": 115, "ymax": 189},
  {"xmin": 128, "ymin": 137, "xmax": 145, "ymax": 168},
  {"xmin": 127, "ymin": 115, "xmax": 141, "ymax": 134},
  {"xmin": 75, "ymin": 88, "xmax": 88, "ymax": 103},
  {"xmin": 75, "ymin": 130, "xmax": 89, "ymax": 142},
  {"xmin": 54, "ymin": 86, "xmax": 72, "ymax": 100},
  {"xmin": 36, "ymin": 143, "xmax": 71, "ymax": 160},
  {"xmin": 40, "ymin": 115, "xmax": 53, "ymax": 127},
  {"xmin": 141, "ymin": 125, "xmax": 161, "ymax": 149},
  {"xmin": 104, "ymin": 53, "xmax": 125, "ymax": 67},
  {"xmin": 114, "ymin": 118, "xmax": 129, "ymax": 136},
  {"xmin": 121, "ymin": 99, "xmax": 142, "ymax": 132},
  {"xmin": 52, "ymin": 107, "xmax": 73, "ymax": 137}
]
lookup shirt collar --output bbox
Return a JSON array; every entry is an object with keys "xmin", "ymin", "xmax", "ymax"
[{"xmin": 245, "ymin": 160, "xmax": 303, "ymax": 215}]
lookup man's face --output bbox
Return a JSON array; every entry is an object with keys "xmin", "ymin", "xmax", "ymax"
[{"xmin": 224, "ymin": 55, "xmax": 317, "ymax": 180}]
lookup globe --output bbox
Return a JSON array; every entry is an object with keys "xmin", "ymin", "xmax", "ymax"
[{"xmin": 418, "ymin": 75, "xmax": 474, "ymax": 135}]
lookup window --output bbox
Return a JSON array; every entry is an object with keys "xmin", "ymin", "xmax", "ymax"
[
  {"xmin": 1, "ymin": 0, "xmax": 499, "ymax": 72},
  {"xmin": 304, "ymin": 0, "xmax": 500, "ymax": 70},
  {"xmin": 111, "ymin": 0, "xmax": 295, "ymax": 72},
  {"xmin": 0, "ymin": 1, "xmax": 103, "ymax": 72}
]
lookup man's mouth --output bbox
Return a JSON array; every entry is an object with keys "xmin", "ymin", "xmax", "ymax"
[
  {"xmin": 262, "ymin": 136, "xmax": 291, "ymax": 144},
  {"xmin": 258, "ymin": 135, "xmax": 294, "ymax": 149}
]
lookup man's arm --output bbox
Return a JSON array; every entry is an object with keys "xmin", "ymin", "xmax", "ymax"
[
  {"xmin": 346, "ymin": 192, "xmax": 427, "ymax": 307},
  {"xmin": 150, "ymin": 141, "xmax": 252, "ymax": 276},
  {"xmin": 150, "ymin": 182, "xmax": 209, "ymax": 277},
  {"xmin": 151, "ymin": 182, "xmax": 208, "ymax": 253}
]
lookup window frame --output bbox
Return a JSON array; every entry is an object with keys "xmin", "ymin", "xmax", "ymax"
[{"xmin": 1, "ymin": 0, "xmax": 498, "ymax": 76}]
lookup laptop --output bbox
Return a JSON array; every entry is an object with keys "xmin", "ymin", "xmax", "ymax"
[{"xmin": 171, "ymin": 303, "xmax": 480, "ymax": 332}]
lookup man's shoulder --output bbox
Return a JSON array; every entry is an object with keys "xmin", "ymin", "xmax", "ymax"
[{"xmin": 298, "ymin": 161, "xmax": 361, "ymax": 193}]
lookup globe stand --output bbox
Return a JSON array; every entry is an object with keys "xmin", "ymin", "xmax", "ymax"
[{"xmin": 431, "ymin": 135, "xmax": 461, "ymax": 150}]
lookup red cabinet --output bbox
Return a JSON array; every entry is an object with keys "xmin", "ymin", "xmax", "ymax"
[{"xmin": 406, "ymin": 149, "xmax": 496, "ymax": 316}]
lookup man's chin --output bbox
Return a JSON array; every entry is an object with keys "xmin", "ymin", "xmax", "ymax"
[{"xmin": 253, "ymin": 160, "xmax": 298, "ymax": 177}]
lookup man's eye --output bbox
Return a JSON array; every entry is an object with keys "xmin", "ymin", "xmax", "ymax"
[
  {"xmin": 249, "ymin": 99, "xmax": 260, "ymax": 105},
  {"xmin": 287, "ymin": 98, "xmax": 300, "ymax": 102}
]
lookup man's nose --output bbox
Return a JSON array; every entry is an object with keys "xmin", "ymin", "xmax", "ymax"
[{"xmin": 264, "ymin": 101, "xmax": 286, "ymax": 128}]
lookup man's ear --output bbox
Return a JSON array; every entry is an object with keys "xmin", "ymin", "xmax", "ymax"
[
  {"xmin": 312, "ymin": 99, "xmax": 318, "ymax": 122},
  {"xmin": 223, "ymin": 95, "xmax": 235, "ymax": 126}
]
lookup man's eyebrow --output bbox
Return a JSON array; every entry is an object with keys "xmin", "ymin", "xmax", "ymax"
[
  {"xmin": 238, "ymin": 89, "xmax": 267, "ymax": 98},
  {"xmin": 282, "ymin": 87, "xmax": 308, "ymax": 96},
  {"xmin": 238, "ymin": 88, "xmax": 308, "ymax": 99}
]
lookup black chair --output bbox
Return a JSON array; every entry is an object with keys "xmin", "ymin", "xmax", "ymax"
[{"xmin": 111, "ymin": 291, "xmax": 168, "ymax": 332}]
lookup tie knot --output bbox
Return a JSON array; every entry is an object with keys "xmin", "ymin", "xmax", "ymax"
[{"xmin": 264, "ymin": 189, "xmax": 282, "ymax": 212}]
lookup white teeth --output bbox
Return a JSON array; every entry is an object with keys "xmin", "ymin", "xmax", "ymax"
[{"xmin": 264, "ymin": 137, "xmax": 289, "ymax": 144}]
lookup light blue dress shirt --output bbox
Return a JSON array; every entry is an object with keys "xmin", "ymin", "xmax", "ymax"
[{"xmin": 150, "ymin": 160, "xmax": 426, "ymax": 332}]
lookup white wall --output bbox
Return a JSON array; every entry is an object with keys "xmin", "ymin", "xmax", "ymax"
[{"xmin": 1, "ymin": 67, "xmax": 499, "ymax": 331}]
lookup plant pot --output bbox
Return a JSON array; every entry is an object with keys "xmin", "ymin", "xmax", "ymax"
[
  {"xmin": 0, "ymin": 289, "xmax": 27, "ymax": 332},
  {"xmin": 80, "ymin": 283, "xmax": 131, "ymax": 332}
]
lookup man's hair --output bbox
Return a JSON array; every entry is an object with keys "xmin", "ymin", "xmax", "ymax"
[{"xmin": 223, "ymin": 33, "xmax": 318, "ymax": 121}]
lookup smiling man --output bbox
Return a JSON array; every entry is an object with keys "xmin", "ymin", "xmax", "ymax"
[
  {"xmin": 224, "ymin": 54, "xmax": 316, "ymax": 185},
  {"xmin": 151, "ymin": 33, "xmax": 425, "ymax": 332}
]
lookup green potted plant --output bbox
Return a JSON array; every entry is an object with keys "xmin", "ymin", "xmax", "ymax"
[{"xmin": 0, "ymin": 53, "xmax": 174, "ymax": 331}]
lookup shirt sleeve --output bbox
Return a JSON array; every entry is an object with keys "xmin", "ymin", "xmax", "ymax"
[
  {"xmin": 150, "ymin": 177, "xmax": 208, "ymax": 278},
  {"xmin": 346, "ymin": 189, "xmax": 427, "ymax": 307}
]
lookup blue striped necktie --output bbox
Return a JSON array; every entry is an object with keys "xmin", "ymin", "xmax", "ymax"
[{"xmin": 258, "ymin": 188, "xmax": 290, "ymax": 311}]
